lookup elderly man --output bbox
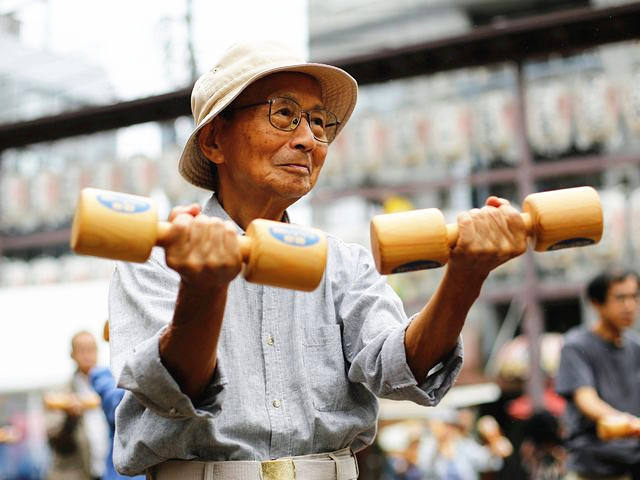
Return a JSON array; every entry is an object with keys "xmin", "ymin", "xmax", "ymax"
[
  {"xmin": 46, "ymin": 331, "xmax": 109, "ymax": 480},
  {"xmin": 109, "ymin": 41, "xmax": 527, "ymax": 479}
]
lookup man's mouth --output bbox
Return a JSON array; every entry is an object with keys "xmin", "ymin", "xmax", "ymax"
[{"xmin": 279, "ymin": 163, "xmax": 310, "ymax": 174}]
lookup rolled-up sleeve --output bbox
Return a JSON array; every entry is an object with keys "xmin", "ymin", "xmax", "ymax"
[
  {"xmin": 109, "ymin": 250, "xmax": 227, "ymax": 419},
  {"xmin": 338, "ymin": 244, "xmax": 463, "ymax": 406},
  {"xmin": 118, "ymin": 328, "xmax": 227, "ymax": 419}
]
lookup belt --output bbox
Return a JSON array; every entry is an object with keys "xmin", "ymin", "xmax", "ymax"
[{"xmin": 147, "ymin": 447, "xmax": 359, "ymax": 480}]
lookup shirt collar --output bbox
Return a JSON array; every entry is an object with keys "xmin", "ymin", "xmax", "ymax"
[{"xmin": 202, "ymin": 194, "xmax": 290, "ymax": 234}]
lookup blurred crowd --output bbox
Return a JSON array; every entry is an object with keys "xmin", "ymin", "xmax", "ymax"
[
  {"xmin": 0, "ymin": 325, "xmax": 143, "ymax": 480},
  {"xmin": 2, "ymin": 268, "xmax": 640, "ymax": 479}
]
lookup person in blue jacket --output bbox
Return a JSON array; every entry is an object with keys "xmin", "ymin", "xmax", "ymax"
[{"xmin": 90, "ymin": 322, "xmax": 144, "ymax": 480}]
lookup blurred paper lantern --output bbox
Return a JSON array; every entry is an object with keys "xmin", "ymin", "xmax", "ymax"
[
  {"xmin": 472, "ymin": 90, "xmax": 519, "ymax": 165},
  {"xmin": 591, "ymin": 188, "xmax": 625, "ymax": 265},
  {"xmin": 31, "ymin": 166, "xmax": 63, "ymax": 229},
  {"xmin": 0, "ymin": 168, "xmax": 31, "ymax": 234},
  {"xmin": 360, "ymin": 113, "xmax": 387, "ymax": 177},
  {"xmin": 527, "ymin": 80, "xmax": 572, "ymax": 157},
  {"xmin": 629, "ymin": 187, "xmax": 640, "ymax": 257},
  {"xmin": 573, "ymin": 74, "xmax": 621, "ymax": 151},
  {"xmin": 496, "ymin": 333, "xmax": 564, "ymax": 381},
  {"xmin": 432, "ymin": 102, "xmax": 471, "ymax": 168},
  {"xmin": 0, "ymin": 259, "xmax": 30, "ymax": 287},
  {"xmin": 621, "ymin": 70, "xmax": 640, "ymax": 137}
]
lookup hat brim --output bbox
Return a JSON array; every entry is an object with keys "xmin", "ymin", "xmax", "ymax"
[{"xmin": 179, "ymin": 62, "xmax": 358, "ymax": 191}]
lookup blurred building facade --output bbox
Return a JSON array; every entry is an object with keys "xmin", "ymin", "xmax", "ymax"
[{"xmin": 1, "ymin": 1, "xmax": 640, "ymax": 479}]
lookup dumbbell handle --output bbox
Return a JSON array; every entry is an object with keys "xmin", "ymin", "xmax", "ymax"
[
  {"xmin": 156, "ymin": 221, "xmax": 252, "ymax": 260},
  {"xmin": 443, "ymin": 213, "xmax": 534, "ymax": 248}
]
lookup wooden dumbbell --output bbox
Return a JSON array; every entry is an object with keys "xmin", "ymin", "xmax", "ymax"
[
  {"xmin": 476, "ymin": 415, "xmax": 513, "ymax": 458},
  {"xmin": 0, "ymin": 426, "xmax": 20, "ymax": 444},
  {"xmin": 43, "ymin": 392, "xmax": 101, "ymax": 411},
  {"xmin": 71, "ymin": 188, "xmax": 327, "ymax": 291},
  {"xmin": 370, "ymin": 186, "xmax": 603, "ymax": 274},
  {"xmin": 597, "ymin": 414, "xmax": 640, "ymax": 440}
]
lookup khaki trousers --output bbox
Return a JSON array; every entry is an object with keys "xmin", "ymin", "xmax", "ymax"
[{"xmin": 146, "ymin": 447, "xmax": 359, "ymax": 480}]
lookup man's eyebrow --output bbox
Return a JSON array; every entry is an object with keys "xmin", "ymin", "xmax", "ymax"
[{"xmin": 275, "ymin": 93, "xmax": 324, "ymax": 109}]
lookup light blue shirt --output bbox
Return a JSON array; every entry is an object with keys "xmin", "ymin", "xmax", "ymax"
[{"xmin": 108, "ymin": 194, "xmax": 463, "ymax": 476}]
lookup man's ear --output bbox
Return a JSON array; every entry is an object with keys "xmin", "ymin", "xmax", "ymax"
[{"xmin": 198, "ymin": 120, "xmax": 224, "ymax": 165}]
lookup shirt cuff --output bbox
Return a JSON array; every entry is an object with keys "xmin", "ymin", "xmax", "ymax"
[
  {"xmin": 381, "ymin": 324, "xmax": 463, "ymax": 406},
  {"xmin": 117, "ymin": 328, "xmax": 227, "ymax": 419}
]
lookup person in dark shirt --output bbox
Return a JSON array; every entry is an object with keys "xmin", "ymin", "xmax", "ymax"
[{"xmin": 556, "ymin": 268, "xmax": 640, "ymax": 479}]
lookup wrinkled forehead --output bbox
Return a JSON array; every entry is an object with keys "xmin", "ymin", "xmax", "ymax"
[{"xmin": 232, "ymin": 71, "xmax": 324, "ymax": 106}]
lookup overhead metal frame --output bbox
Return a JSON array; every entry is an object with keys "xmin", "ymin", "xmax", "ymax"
[{"xmin": 1, "ymin": 2, "xmax": 640, "ymax": 150}]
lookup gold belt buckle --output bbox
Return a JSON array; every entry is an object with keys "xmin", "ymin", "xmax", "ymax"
[{"xmin": 261, "ymin": 458, "xmax": 295, "ymax": 480}]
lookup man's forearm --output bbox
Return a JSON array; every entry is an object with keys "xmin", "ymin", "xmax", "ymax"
[
  {"xmin": 159, "ymin": 282, "xmax": 227, "ymax": 401},
  {"xmin": 405, "ymin": 268, "xmax": 485, "ymax": 380},
  {"xmin": 575, "ymin": 386, "xmax": 621, "ymax": 422}
]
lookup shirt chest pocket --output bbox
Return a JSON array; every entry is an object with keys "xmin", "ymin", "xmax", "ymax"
[{"xmin": 303, "ymin": 324, "xmax": 359, "ymax": 412}]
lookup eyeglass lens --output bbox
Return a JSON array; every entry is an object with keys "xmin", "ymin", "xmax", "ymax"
[{"xmin": 268, "ymin": 97, "xmax": 338, "ymax": 143}]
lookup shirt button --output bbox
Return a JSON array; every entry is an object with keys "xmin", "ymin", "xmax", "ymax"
[
  {"xmin": 272, "ymin": 399, "xmax": 281, "ymax": 408},
  {"xmin": 266, "ymin": 335, "xmax": 275, "ymax": 346}
]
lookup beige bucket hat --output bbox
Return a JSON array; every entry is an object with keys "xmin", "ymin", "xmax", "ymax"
[{"xmin": 179, "ymin": 40, "xmax": 359, "ymax": 191}]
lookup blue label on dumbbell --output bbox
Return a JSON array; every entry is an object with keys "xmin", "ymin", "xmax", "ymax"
[
  {"xmin": 392, "ymin": 260, "xmax": 443, "ymax": 273},
  {"xmin": 547, "ymin": 238, "xmax": 594, "ymax": 251},
  {"xmin": 269, "ymin": 225, "xmax": 319, "ymax": 247},
  {"xmin": 97, "ymin": 194, "xmax": 151, "ymax": 214}
]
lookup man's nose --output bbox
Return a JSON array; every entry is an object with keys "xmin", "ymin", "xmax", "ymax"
[{"xmin": 290, "ymin": 115, "xmax": 316, "ymax": 150}]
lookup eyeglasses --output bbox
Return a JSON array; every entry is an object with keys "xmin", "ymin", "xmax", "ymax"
[{"xmin": 228, "ymin": 96, "xmax": 340, "ymax": 143}]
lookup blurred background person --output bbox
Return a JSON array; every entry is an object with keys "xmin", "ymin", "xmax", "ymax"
[
  {"xmin": 89, "ymin": 321, "xmax": 143, "ymax": 480},
  {"xmin": 416, "ymin": 409, "xmax": 507, "ymax": 480},
  {"xmin": 555, "ymin": 268, "xmax": 640, "ymax": 480},
  {"xmin": 45, "ymin": 331, "xmax": 110, "ymax": 480}
]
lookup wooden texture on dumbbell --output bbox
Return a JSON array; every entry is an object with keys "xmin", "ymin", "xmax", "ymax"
[
  {"xmin": 43, "ymin": 392, "xmax": 101, "ymax": 411},
  {"xmin": 71, "ymin": 188, "xmax": 327, "ymax": 291},
  {"xmin": 371, "ymin": 186, "xmax": 603, "ymax": 274}
]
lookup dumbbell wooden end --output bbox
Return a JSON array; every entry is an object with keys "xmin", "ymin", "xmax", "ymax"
[
  {"xmin": 71, "ymin": 188, "xmax": 159, "ymax": 262},
  {"xmin": 244, "ymin": 220, "xmax": 328, "ymax": 291},
  {"xmin": 523, "ymin": 186, "xmax": 603, "ymax": 251},
  {"xmin": 371, "ymin": 208, "xmax": 450, "ymax": 274}
]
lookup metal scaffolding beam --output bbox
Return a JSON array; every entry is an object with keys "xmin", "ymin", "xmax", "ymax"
[{"xmin": 1, "ymin": 2, "xmax": 640, "ymax": 150}]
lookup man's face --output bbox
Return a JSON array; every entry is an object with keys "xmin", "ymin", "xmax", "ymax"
[
  {"xmin": 71, "ymin": 332, "xmax": 97, "ymax": 375},
  {"xmin": 596, "ymin": 275, "xmax": 640, "ymax": 332},
  {"xmin": 213, "ymin": 72, "xmax": 329, "ymax": 201}
]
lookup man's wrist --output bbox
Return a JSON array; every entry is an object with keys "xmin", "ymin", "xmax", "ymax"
[
  {"xmin": 444, "ymin": 266, "xmax": 487, "ymax": 293},
  {"xmin": 179, "ymin": 278, "xmax": 229, "ymax": 298}
]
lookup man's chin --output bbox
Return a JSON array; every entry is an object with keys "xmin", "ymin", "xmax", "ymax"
[{"xmin": 278, "ymin": 181, "xmax": 312, "ymax": 199}]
